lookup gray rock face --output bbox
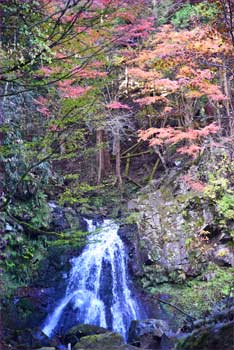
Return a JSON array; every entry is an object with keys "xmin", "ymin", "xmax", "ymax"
[
  {"xmin": 132, "ymin": 187, "xmax": 204, "ymax": 282},
  {"xmin": 118, "ymin": 223, "xmax": 143, "ymax": 276},
  {"xmin": 128, "ymin": 318, "xmax": 171, "ymax": 349},
  {"xmin": 128, "ymin": 180, "xmax": 228, "ymax": 284}
]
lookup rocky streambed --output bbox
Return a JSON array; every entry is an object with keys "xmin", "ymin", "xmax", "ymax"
[{"xmin": 3, "ymin": 305, "xmax": 234, "ymax": 350}]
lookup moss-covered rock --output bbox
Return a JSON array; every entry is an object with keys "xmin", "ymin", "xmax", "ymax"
[
  {"xmin": 146, "ymin": 265, "xmax": 234, "ymax": 322},
  {"xmin": 131, "ymin": 182, "xmax": 212, "ymax": 285},
  {"xmin": 34, "ymin": 348, "xmax": 56, "ymax": 350},
  {"xmin": 129, "ymin": 170, "xmax": 233, "ymax": 286},
  {"xmin": 177, "ymin": 321, "xmax": 234, "ymax": 350},
  {"xmin": 63, "ymin": 324, "xmax": 108, "ymax": 346},
  {"xmin": 127, "ymin": 167, "xmax": 233, "ymax": 324},
  {"xmin": 2, "ymin": 328, "xmax": 57, "ymax": 350},
  {"xmin": 74, "ymin": 332, "xmax": 124, "ymax": 349}
]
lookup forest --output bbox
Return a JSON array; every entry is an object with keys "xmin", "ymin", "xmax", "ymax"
[{"xmin": 0, "ymin": 1, "xmax": 233, "ymax": 350}]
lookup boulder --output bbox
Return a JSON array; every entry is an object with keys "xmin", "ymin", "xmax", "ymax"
[
  {"xmin": 3, "ymin": 328, "xmax": 57, "ymax": 350},
  {"xmin": 63, "ymin": 324, "xmax": 108, "ymax": 347},
  {"xmin": 177, "ymin": 320, "xmax": 234, "ymax": 350},
  {"xmin": 74, "ymin": 346, "xmax": 142, "ymax": 350},
  {"xmin": 128, "ymin": 319, "xmax": 171, "ymax": 349},
  {"xmin": 74, "ymin": 331, "xmax": 124, "ymax": 349},
  {"xmin": 115, "ymin": 346, "xmax": 143, "ymax": 350},
  {"xmin": 121, "ymin": 346, "xmax": 143, "ymax": 350},
  {"xmin": 34, "ymin": 348, "xmax": 56, "ymax": 350}
]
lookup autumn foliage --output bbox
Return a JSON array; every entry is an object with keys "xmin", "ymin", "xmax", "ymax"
[
  {"xmin": 139, "ymin": 123, "xmax": 220, "ymax": 157},
  {"xmin": 1, "ymin": 0, "xmax": 233, "ymax": 191},
  {"xmin": 121, "ymin": 23, "xmax": 233, "ymax": 163}
]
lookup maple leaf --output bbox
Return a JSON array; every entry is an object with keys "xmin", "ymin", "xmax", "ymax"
[
  {"xmin": 57, "ymin": 80, "xmax": 74, "ymax": 88},
  {"xmin": 57, "ymin": 80, "xmax": 91, "ymax": 99},
  {"xmin": 177, "ymin": 145, "xmax": 202, "ymax": 158},
  {"xmin": 74, "ymin": 67, "xmax": 107, "ymax": 79},
  {"xmin": 40, "ymin": 66, "xmax": 54, "ymax": 76},
  {"xmin": 163, "ymin": 106, "xmax": 173, "ymax": 113},
  {"xmin": 128, "ymin": 68, "xmax": 161, "ymax": 80},
  {"xmin": 106, "ymin": 102, "xmax": 132, "ymax": 110},
  {"xmin": 49, "ymin": 124, "xmax": 62, "ymax": 132},
  {"xmin": 35, "ymin": 96, "xmax": 51, "ymax": 117},
  {"xmin": 54, "ymin": 52, "xmax": 68, "ymax": 59},
  {"xmin": 35, "ymin": 96, "xmax": 48, "ymax": 106},
  {"xmin": 134, "ymin": 96, "xmax": 168, "ymax": 106},
  {"xmin": 60, "ymin": 86, "xmax": 91, "ymax": 99},
  {"xmin": 156, "ymin": 79, "xmax": 179, "ymax": 92},
  {"xmin": 181, "ymin": 175, "xmax": 206, "ymax": 192},
  {"xmin": 199, "ymin": 123, "xmax": 219, "ymax": 137},
  {"xmin": 92, "ymin": 0, "xmax": 112, "ymax": 9},
  {"xmin": 115, "ymin": 17, "xmax": 154, "ymax": 44},
  {"xmin": 138, "ymin": 123, "xmax": 219, "ymax": 160}
]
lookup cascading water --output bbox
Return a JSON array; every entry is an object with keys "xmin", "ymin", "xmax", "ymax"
[{"xmin": 42, "ymin": 219, "xmax": 142, "ymax": 340}]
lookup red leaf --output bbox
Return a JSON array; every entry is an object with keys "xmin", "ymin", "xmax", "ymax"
[{"xmin": 106, "ymin": 101, "xmax": 132, "ymax": 110}]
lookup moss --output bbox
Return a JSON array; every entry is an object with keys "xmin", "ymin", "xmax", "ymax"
[
  {"xmin": 67, "ymin": 324, "xmax": 107, "ymax": 336},
  {"xmin": 177, "ymin": 193, "xmax": 197, "ymax": 203},
  {"xmin": 63, "ymin": 324, "xmax": 108, "ymax": 346},
  {"xmin": 124, "ymin": 212, "xmax": 139, "ymax": 225},
  {"xmin": 146, "ymin": 264, "xmax": 234, "ymax": 321},
  {"xmin": 177, "ymin": 322, "xmax": 234, "ymax": 350},
  {"xmin": 160, "ymin": 187, "xmax": 173, "ymax": 200},
  {"xmin": 34, "ymin": 348, "xmax": 56, "ymax": 350},
  {"xmin": 74, "ymin": 332, "xmax": 124, "ymax": 349},
  {"xmin": 138, "ymin": 193, "xmax": 149, "ymax": 202}
]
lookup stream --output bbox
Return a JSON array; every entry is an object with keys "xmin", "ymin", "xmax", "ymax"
[{"xmin": 42, "ymin": 219, "xmax": 143, "ymax": 340}]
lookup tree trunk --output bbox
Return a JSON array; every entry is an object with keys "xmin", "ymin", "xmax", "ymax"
[
  {"xmin": 0, "ymin": 12, "xmax": 4, "ymax": 345},
  {"xmin": 114, "ymin": 130, "xmax": 122, "ymax": 187},
  {"xmin": 223, "ymin": 62, "xmax": 234, "ymax": 136},
  {"xmin": 96, "ymin": 129, "xmax": 111, "ymax": 184},
  {"xmin": 97, "ymin": 129, "xmax": 104, "ymax": 184},
  {"xmin": 0, "ymin": 87, "xmax": 4, "ymax": 350},
  {"xmin": 0, "ymin": 106, "xmax": 3, "ymax": 205}
]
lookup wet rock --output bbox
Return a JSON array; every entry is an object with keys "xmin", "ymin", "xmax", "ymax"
[
  {"xmin": 74, "ymin": 331, "xmax": 124, "ymax": 349},
  {"xmin": 3, "ymin": 328, "xmax": 57, "ymax": 350},
  {"xmin": 118, "ymin": 224, "xmax": 143, "ymax": 276},
  {"xmin": 177, "ymin": 320, "xmax": 234, "ymax": 350},
  {"xmin": 178, "ymin": 302, "xmax": 234, "ymax": 349},
  {"xmin": 116, "ymin": 346, "xmax": 143, "ymax": 350},
  {"xmin": 63, "ymin": 324, "xmax": 108, "ymax": 347},
  {"xmin": 212, "ymin": 244, "xmax": 234, "ymax": 267},
  {"xmin": 92, "ymin": 215, "xmax": 104, "ymax": 226},
  {"xmin": 49, "ymin": 202, "xmax": 87, "ymax": 233},
  {"xmin": 99, "ymin": 258, "xmax": 114, "ymax": 328},
  {"xmin": 34, "ymin": 348, "xmax": 56, "ymax": 350},
  {"xmin": 128, "ymin": 318, "xmax": 170, "ymax": 349},
  {"xmin": 2, "ymin": 294, "xmax": 48, "ymax": 331},
  {"xmin": 85, "ymin": 214, "xmax": 104, "ymax": 227},
  {"xmin": 73, "ymin": 346, "xmax": 142, "ymax": 350}
]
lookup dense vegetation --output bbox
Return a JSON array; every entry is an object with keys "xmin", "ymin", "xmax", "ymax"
[{"xmin": 0, "ymin": 0, "xmax": 233, "ymax": 349}]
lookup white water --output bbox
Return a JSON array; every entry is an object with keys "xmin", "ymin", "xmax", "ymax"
[{"xmin": 42, "ymin": 219, "xmax": 141, "ymax": 339}]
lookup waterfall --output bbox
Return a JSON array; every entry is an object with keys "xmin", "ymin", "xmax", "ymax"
[{"xmin": 42, "ymin": 219, "xmax": 141, "ymax": 339}]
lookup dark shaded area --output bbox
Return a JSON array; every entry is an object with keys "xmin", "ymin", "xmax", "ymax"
[{"xmin": 99, "ymin": 257, "xmax": 114, "ymax": 330}]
